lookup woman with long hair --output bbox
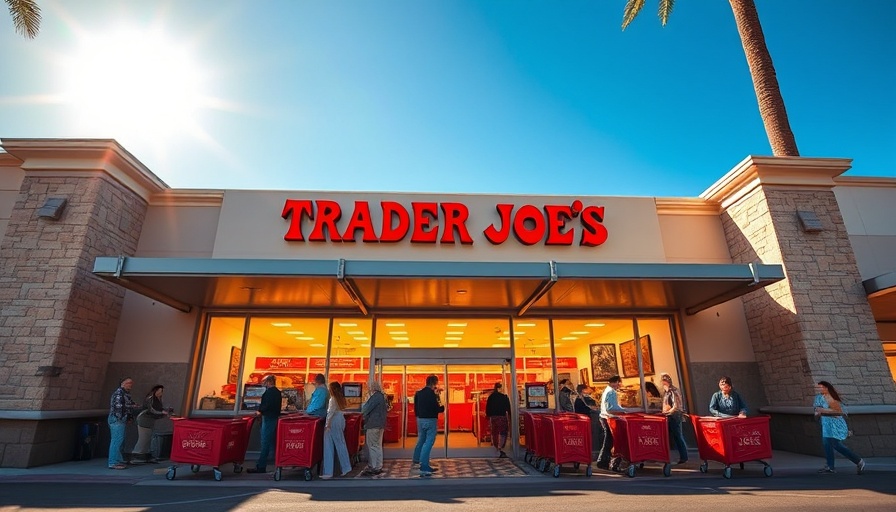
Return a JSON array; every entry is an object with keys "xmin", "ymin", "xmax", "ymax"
[
  {"xmin": 814, "ymin": 380, "xmax": 865, "ymax": 474},
  {"xmin": 131, "ymin": 384, "xmax": 169, "ymax": 463},
  {"xmin": 321, "ymin": 381, "xmax": 352, "ymax": 478}
]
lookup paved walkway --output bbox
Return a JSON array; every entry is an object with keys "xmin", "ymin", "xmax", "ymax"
[{"xmin": 1, "ymin": 451, "xmax": 894, "ymax": 487}]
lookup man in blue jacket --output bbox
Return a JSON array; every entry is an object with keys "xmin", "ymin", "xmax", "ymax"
[{"xmin": 306, "ymin": 373, "xmax": 329, "ymax": 418}]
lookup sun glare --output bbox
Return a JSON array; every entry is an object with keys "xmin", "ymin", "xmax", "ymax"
[{"xmin": 60, "ymin": 27, "xmax": 208, "ymax": 142}]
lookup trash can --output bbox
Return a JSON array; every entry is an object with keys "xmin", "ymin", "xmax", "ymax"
[
  {"xmin": 152, "ymin": 432, "xmax": 173, "ymax": 461},
  {"xmin": 74, "ymin": 422, "xmax": 99, "ymax": 461}
]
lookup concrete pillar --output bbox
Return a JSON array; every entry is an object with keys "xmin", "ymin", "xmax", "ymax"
[
  {"xmin": 0, "ymin": 139, "xmax": 165, "ymax": 467},
  {"xmin": 703, "ymin": 156, "xmax": 896, "ymax": 456}
]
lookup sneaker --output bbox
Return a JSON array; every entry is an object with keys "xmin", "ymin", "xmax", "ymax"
[
  {"xmin": 411, "ymin": 462, "xmax": 420, "ymax": 468},
  {"xmin": 420, "ymin": 470, "xmax": 432, "ymax": 477},
  {"xmin": 319, "ymin": 474, "xmax": 332, "ymax": 480},
  {"xmin": 498, "ymin": 451, "xmax": 508, "ymax": 458},
  {"xmin": 420, "ymin": 465, "xmax": 438, "ymax": 473},
  {"xmin": 817, "ymin": 466, "xmax": 835, "ymax": 474},
  {"xmin": 857, "ymin": 459, "xmax": 866, "ymax": 475},
  {"xmin": 677, "ymin": 459, "xmax": 688, "ymax": 465}
]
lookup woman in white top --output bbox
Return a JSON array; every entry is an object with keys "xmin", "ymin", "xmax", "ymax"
[{"xmin": 320, "ymin": 381, "xmax": 352, "ymax": 479}]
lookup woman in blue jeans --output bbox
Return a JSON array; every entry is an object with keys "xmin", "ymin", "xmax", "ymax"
[
  {"xmin": 814, "ymin": 381, "xmax": 865, "ymax": 474},
  {"xmin": 661, "ymin": 373, "xmax": 689, "ymax": 465},
  {"xmin": 107, "ymin": 377, "xmax": 140, "ymax": 469},
  {"xmin": 321, "ymin": 381, "xmax": 352, "ymax": 479}
]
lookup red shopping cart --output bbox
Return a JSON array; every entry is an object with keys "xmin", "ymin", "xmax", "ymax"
[
  {"xmin": 694, "ymin": 415, "xmax": 773, "ymax": 478},
  {"xmin": 273, "ymin": 414, "xmax": 324, "ymax": 481},
  {"xmin": 165, "ymin": 416, "xmax": 256, "ymax": 481},
  {"xmin": 344, "ymin": 412, "xmax": 363, "ymax": 466},
  {"xmin": 544, "ymin": 414, "xmax": 593, "ymax": 477},
  {"xmin": 607, "ymin": 413, "xmax": 671, "ymax": 477},
  {"xmin": 521, "ymin": 411, "xmax": 540, "ymax": 466}
]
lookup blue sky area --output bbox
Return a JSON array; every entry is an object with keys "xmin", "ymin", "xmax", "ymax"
[{"xmin": 1, "ymin": 0, "xmax": 894, "ymax": 197}]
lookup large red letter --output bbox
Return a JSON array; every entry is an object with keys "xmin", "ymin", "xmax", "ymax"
[
  {"xmin": 410, "ymin": 202, "xmax": 439, "ymax": 243},
  {"xmin": 282, "ymin": 199, "xmax": 313, "ymax": 241},
  {"xmin": 544, "ymin": 204, "xmax": 574, "ymax": 246},
  {"xmin": 380, "ymin": 201, "xmax": 410, "ymax": 243},
  {"xmin": 308, "ymin": 200, "xmax": 343, "ymax": 242},
  {"xmin": 341, "ymin": 201, "xmax": 378, "ymax": 242},
  {"xmin": 439, "ymin": 202, "xmax": 473, "ymax": 245},
  {"xmin": 483, "ymin": 204, "xmax": 514, "ymax": 244},
  {"xmin": 580, "ymin": 206, "xmax": 608, "ymax": 246},
  {"xmin": 512, "ymin": 204, "xmax": 545, "ymax": 246}
]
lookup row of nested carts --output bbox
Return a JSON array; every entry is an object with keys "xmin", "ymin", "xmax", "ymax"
[
  {"xmin": 164, "ymin": 412, "xmax": 362, "ymax": 481},
  {"xmin": 521, "ymin": 411, "xmax": 774, "ymax": 479}
]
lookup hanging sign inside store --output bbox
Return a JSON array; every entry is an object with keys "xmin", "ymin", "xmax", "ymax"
[
  {"xmin": 282, "ymin": 199, "xmax": 608, "ymax": 246},
  {"xmin": 254, "ymin": 357, "xmax": 308, "ymax": 371}
]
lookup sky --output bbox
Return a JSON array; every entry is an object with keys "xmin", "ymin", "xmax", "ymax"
[{"xmin": 1, "ymin": 0, "xmax": 894, "ymax": 197}]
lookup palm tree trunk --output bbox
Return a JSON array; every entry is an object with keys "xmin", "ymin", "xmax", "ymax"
[{"xmin": 729, "ymin": 0, "xmax": 799, "ymax": 156}]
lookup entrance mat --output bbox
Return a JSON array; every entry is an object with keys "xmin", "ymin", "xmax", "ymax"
[{"xmin": 355, "ymin": 458, "xmax": 529, "ymax": 479}]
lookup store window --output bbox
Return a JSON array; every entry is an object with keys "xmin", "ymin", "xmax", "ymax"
[
  {"xmin": 194, "ymin": 316, "xmax": 247, "ymax": 412},
  {"xmin": 635, "ymin": 318, "xmax": 681, "ymax": 411},
  {"xmin": 884, "ymin": 342, "xmax": 896, "ymax": 384},
  {"xmin": 550, "ymin": 318, "xmax": 635, "ymax": 409},
  {"xmin": 372, "ymin": 317, "xmax": 510, "ymax": 349},
  {"xmin": 511, "ymin": 319, "xmax": 553, "ymax": 408}
]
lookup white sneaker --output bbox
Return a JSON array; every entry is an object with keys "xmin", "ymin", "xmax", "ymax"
[{"xmin": 319, "ymin": 474, "xmax": 332, "ymax": 479}]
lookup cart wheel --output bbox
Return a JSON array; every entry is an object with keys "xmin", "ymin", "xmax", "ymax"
[
  {"xmin": 553, "ymin": 465, "xmax": 561, "ymax": 478},
  {"xmin": 739, "ymin": 462, "xmax": 745, "ymax": 470},
  {"xmin": 213, "ymin": 468, "xmax": 223, "ymax": 481},
  {"xmin": 525, "ymin": 452, "xmax": 531, "ymax": 464},
  {"xmin": 165, "ymin": 467, "xmax": 176, "ymax": 480},
  {"xmin": 763, "ymin": 465, "xmax": 773, "ymax": 477},
  {"xmin": 585, "ymin": 465, "xmax": 593, "ymax": 477},
  {"xmin": 234, "ymin": 464, "xmax": 243, "ymax": 473},
  {"xmin": 304, "ymin": 469, "xmax": 313, "ymax": 481},
  {"xmin": 638, "ymin": 462, "xmax": 645, "ymax": 469},
  {"xmin": 723, "ymin": 467, "xmax": 732, "ymax": 479},
  {"xmin": 663, "ymin": 463, "xmax": 671, "ymax": 477},
  {"xmin": 699, "ymin": 462, "xmax": 708, "ymax": 473},
  {"xmin": 574, "ymin": 462, "xmax": 580, "ymax": 470},
  {"xmin": 626, "ymin": 465, "xmax": 636, "ymax": 478},
  {"xmin": 190, "ymin": 464, "xmax": 200, "ymax": 473},
  {"xmin": 274, "ymin": 468, "xmax": 282, "ymax": 481},
  {"xmin": 537, "ymin": 459, "xmax": 546, "ymax": 472}
]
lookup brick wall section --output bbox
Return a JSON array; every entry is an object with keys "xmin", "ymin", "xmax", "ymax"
[
  {"xmin": 722, "ymin": 186, "xmax": 896, "ymax": 406},
  {"xmin": 0, "ymin": 174, "xmax": 147, "ymax": 412}
]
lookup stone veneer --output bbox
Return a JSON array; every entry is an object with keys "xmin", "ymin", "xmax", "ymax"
[
  {"xmin": 0, "ymin": 173, "xmax": 147, "ymax": 466},
  {"xmin": 713, "ymin": 158, "xmax": 896, "ymax": 456}
]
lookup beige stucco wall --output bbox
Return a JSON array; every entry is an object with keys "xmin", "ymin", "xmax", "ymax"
[
  {"xmin": 835, "ymin": 180, "xmax": 896, "ymax": 280},
  {"xmin": 136, "ymin": 203, "xmax": 222, "ymax": 257},
  {"xmin": 212, "ymin": 190, "xmax": 666, "ymax": 263},
  {"xmin": 657, "ymin": 213, "xmax": 733, "ymax": 263}
]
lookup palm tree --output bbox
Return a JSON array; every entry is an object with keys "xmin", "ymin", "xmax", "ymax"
[
  {"xmin": 622, "ymin": 0, "xmax": 799, "ymax": 156},
  {"xmin": 6, "ymin": 0, "xmax": 41, "ymax": 38}
]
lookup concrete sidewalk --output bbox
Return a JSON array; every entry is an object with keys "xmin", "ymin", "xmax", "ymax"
[{"xmin": 1, "ymin": 450, "xmax": 894, "ymax": 488}]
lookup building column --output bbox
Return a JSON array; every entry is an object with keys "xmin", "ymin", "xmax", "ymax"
[
  {"xmin": 703, "ymin": 156, "xmax": 896, "ymax": 456},
  {"xmin": 0, "ymin": 140, "xmax": 164, "ymax": 467}
]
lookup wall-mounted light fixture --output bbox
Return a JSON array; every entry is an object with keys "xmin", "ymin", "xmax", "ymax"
[
  {"xmin": 797, "ymin": 210, "xmax": 823, "ymax": 233},
  {"xmin": 37, "ymin": 197, "xmax": 68, "ymax": 220},
  {"xmin": 35, "ymin": 365, "xmax": 63, "ymax": 377}
]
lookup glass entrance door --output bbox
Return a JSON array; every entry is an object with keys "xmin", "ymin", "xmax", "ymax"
[{"xmin": 374, "ymin": 360, "xmax": 510, "ymax": 460}]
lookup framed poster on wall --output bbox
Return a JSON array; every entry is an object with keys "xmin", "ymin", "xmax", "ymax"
[
  {"xmin": 228, "ymin": 346, "xmax": 242, "ymax": 385},
  {"xmin": 619, "ymin": 335, "xmax": 654, "ymax": 378},
  {"xmin": 590, "ymin": 343, "xmax": 618, "ymax": 383}
]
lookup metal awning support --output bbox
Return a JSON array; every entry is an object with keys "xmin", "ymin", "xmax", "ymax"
[
  {"xmin": 518, "ymin": 260, "xmax": 558, "ymax": 316},
  {"xmin": 337, "ymin": 258, "xmax": 369, "ymax": 316}
]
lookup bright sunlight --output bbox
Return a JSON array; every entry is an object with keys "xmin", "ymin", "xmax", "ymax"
[{"xmin": 59, "ymin": 27, "xmax": 209, "ymax": 144}]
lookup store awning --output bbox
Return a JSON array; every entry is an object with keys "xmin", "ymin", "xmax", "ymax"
[
  {"xmin": 92, "ymin": 257, "xmax": 785, "ymax": 316},
  {"xmin": 864, "ymin": 271, "xmax": 896, "ymax": 323}
]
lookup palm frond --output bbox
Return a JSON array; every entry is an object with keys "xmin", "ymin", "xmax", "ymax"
[
  {"xmin": 658, "ymin": 0, "xmax": 676, "ymax": 26},
  {"xmin": 7, "ymin": 0, "xmax": 42, "ymax": 39},
  {"xmin": 621, "ymin": 0, "xmax": 646, "ymax": 31}
]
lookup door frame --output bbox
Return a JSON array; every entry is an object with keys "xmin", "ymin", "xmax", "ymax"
[{"xmin": 372, "ymin": 348, "xmax": 517, "ymax": 459}]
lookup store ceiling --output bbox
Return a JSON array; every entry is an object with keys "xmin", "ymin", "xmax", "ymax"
[{"xmin": 93, "ymin": 257, "xmax": 785, "ymax": 317}]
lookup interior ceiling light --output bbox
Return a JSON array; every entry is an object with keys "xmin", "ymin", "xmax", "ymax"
[
  {"xmin": 571, "ymin": 331, "xmax": 589, "ymax": 335},
  {"xmin": 310, "ymin": 343, "xmax": 325, "ymax": 347},
  {"xmin": 389, "ymin": 331, "xmax": 407, "ymax": 335},
  {"xmin": 385, "ymin": 322, "xmax": 405, "ymax": 327},
  {"xmin": 354, "ymin": 337, "xmax": 369, "ymax": 341},
  {"xmin": 456, "ymin": 289, "xmax": 467, "ymax": 294},
  {"xmin": 396, "ymin": 343, "xmax": 411, "ymax": 348},
  {"xmin": 585, "ymin": 323, "xmax": 606, "ymax": 327},
  {"xmin": 339, "ymin": 322, "xmax": 358, "ymax": 327},
  {"xmin": 347, "ymin": 331, "xmax": 364, "ymax": 335},
  {"xmin": 271, "ymin": 322, "xmax": 292, "ymax": 327},
  {"xmin": 561, "ymin": 336, "xmax": 578, "ymax": 340},
  {"xmin": 296, "ymin": 336, "xmax": 314, "ymax": 340},
  {"xmin": 445, "ymin": 337, "xmax": 462, "ymax": 341},
  {"xmin": 444, "ymin": 343, "xmax": 459, "ymax": 347},
  {"xmin": 447, "ymin": 322, "xmax": 467, "ymax": 327},
  {"xmin": 392, "ymin": 336, "xmax": 409, "ymax": 341},
  {"xmin": 361, "ymin": 343, "xmax": 370, "ymax": 348},
  {"xmin": 446, "ymin": 331, "xmax": 464, "ymax": 335},
  {"xmin": 517, "ymin": 323, "xmax": 536, "ymax": 327},
  {"xmin": 285, "ymin": 331, "xmax": 304, "ymax": 335},
  {"xmin": 492, "ymin": 343, "xmax": 509, "ymax": 348}
]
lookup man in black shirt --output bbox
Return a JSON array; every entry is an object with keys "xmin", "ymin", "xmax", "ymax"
[
  {"xmin": 248, "ymin": 375, "xmax": 281, "ymax": 473},
  {"xmin": 412, "ymin": 374, "xmax": 444, "ymax": 476}
]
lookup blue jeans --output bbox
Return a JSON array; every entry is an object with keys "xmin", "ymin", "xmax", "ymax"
[
  {"xmin": 107, "ymin": 415, "xmax": 126, "ymax": 467},
  {"xmin": 668, "ymin": 413, "xmax": 688, "ymax": 461},
  {"xmin": 412, "ymin": 417, "xmax": 437, "ymax": 470},
  {"xmin": 322, "ymin": 412, "xmax": 351, "ymax": 476},
  {"xmin": 255, "ymin": 415, "xmax": 277, "ymax": 471},
  {"xmin": 823, "ymin": 437, "xmax": 861, "ymax": 468}
]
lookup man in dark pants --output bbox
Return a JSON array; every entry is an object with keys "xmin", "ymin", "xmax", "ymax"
[
  {"xmin": 596, "ymin": 375, "xmax": 626, "ymax": 471},
  {"xmin": 248, "ymin": 375, "xmax": 282, "ymax": 473},
  {"xmin": 412, "ymin": 374, "xmax": 444, "ymax": 477}
]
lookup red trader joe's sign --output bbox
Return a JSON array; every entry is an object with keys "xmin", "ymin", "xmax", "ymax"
[{"xmin": 282, "ymin": 199, "xmax": 608, "ymax": 247}]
